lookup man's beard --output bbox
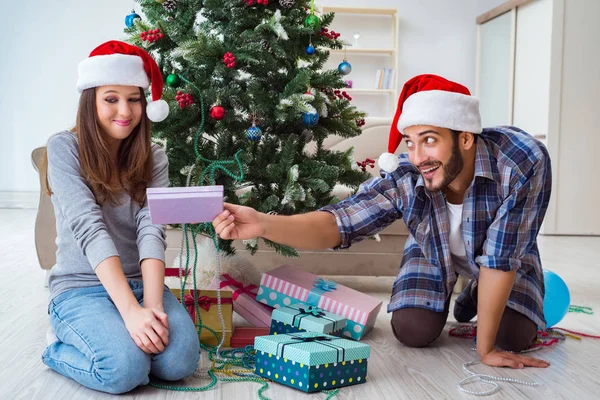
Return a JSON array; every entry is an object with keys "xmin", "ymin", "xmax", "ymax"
[{"xmin": 423, "ymin": 139, "xmax": 463, "ymax": 192}]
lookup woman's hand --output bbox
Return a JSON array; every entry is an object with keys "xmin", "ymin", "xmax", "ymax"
[{"xmin": 123, "ymin": 304, "xmax": 169, "ymax": 354}]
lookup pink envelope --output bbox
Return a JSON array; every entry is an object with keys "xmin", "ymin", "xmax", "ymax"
[
  {"xmin": 210, "ymin": 275, "xmax": 274, "ymax": 328},
  {"xmin": 147, "ymin": 186, "xmax": 223, "ymax": 224}
]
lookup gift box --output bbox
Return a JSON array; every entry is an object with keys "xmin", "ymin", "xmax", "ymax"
[
  {"xmin": 270, "ymin": 304, "xmax": 346, "ymax": 336},
  {"xmin": 147, "ymin": 185, "xmax": 223, "ymax": 224},
  {"xmin": 254, "ymin": 332, "xmax": 370, "ymax": 393},
  {"xmin": 209, "ymin": 274, "xmax": 274, "ymax": 328},
  {"xmin": 170, "ymin": 287, "xmax": 233, "ymax": 347},
  {"xmin": 231, "ymin": 326, "xmax": 271, "ymax": 348},
  {"xmin": 163, "ymin": 266, "xmax": 191, "ymax": 290},
  {"xmin": 255, "ymin": 265, "xmax": 382, "ymax": 340}
]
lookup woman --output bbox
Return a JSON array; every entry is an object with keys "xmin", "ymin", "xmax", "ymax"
[{"xmin": 41, "ymin": 40, "xmax": 199, "ymax": 394}]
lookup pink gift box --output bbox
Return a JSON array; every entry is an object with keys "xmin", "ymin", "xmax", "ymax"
[
  {"xmin": 147, "ymin": 186, "xmax": 223, "ymax": 224},
  {"xmin": 210, "ymin": 274, "xmax": 274, "ymax": 328},
  {"xmin": 255, "ymin": 265, "xmax": 383, "ymax": 340}
]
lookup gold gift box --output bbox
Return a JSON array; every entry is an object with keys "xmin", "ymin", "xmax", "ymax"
[{"xmin": 170, "ymin": 287, "xmax": 233, "ymax": 347}]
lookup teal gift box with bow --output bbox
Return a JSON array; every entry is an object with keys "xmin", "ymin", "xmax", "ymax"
[
  {"xmin": 270, "ymin": 304, "xmax": 347, "ymax": 336},
  {"xmin": 256, "ymin": 265, "xmax": 383, "ymax": 340},
  {"xmin": 254, "ymin": 332, "xmax": 370, "ymax": 393}
]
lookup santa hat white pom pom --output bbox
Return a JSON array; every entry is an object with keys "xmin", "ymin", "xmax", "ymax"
[
  {"xmin": 147, "ymin": 99, "xmax": 169, "ymax": 122},
  {"xmin": 378, "ymin": 152, "xmax": 399, "ymax": 173}
]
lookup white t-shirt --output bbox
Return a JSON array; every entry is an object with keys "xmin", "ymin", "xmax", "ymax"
[{"xmin": 446, "ymin": 202, "xmax": 474, "ymax": 279}]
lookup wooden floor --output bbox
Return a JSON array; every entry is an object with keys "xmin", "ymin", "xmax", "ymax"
[{"xmin": 1, "ymin": 208, "xmax": 599, "ymax": 399}]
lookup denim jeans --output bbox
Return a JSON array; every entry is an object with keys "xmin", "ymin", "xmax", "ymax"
[{"xmin": 42, "ymin": 280, "xmax": 200, "ymax": 394}]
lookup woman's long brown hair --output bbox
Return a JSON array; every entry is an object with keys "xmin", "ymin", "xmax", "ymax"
[{"xmin": 41, "ymin": 87, "xmax": 154, "ymax": 206}]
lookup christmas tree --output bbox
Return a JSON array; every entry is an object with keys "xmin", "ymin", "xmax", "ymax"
[{"xmin": 125, "ymin": 0, "xmax": 368, "ymax": 257}]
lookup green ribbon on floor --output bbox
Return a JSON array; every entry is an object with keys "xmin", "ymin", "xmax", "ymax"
[{"xmin": 568, "ymin": 305, "xmax": 594, "ymax": 315}]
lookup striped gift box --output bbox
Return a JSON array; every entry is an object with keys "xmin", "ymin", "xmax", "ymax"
[{"xmin": 255, "ymin": 265, "xmax": 382, "ymax": 340}]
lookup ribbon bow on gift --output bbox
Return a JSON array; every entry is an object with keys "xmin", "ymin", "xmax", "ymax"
[
  {"xmin": 219, "ymin": 274, "xmax": 258, "ymax": 301},
  {"xmin": 183, "ymin": 292, "xmax": 233, "ymax": 320},
  {"xmin": 307, "ymin": 277, "xmax": 338, "ymax": 306},
  {"xmin": 277, "ymin": 334, "xmax": 346, "ymax": 363},
  {"xmin": 298, "ymin": 306, "xmax": 326, "ymax": 318},
  {"xmin": 292, "ymin": 305, "xmax": 342, "ymax": 331},
  {"xmin": 313, "ymin": 278, "xmax": 337, "ymax": 292},
  {"xmin": 290, "ymin": 335, "xmax": 332, "ymax": 343}
]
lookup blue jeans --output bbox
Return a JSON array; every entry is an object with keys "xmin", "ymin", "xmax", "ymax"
[{"xmin": 42, "ymin": 280, "xmax": 200, "ymax": 394}]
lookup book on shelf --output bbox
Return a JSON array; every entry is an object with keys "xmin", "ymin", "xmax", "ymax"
[{"xmin": 374, "ymin": 68, "xmax": 395, "ymax": 90}]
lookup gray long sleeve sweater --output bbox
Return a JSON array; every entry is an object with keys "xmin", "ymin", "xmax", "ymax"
[{"xmin": 46, "ymin": 131, "xmax": 168, "ymax": 302}]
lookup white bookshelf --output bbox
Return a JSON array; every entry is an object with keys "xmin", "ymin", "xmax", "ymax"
[{"xmin": 320, "ymin": 6, "xmax": 399, "ymax": 119}]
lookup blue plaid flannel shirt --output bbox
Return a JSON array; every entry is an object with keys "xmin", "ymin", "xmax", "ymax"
[{"xmin": 320, "ymin": 126, "xmax": 552, "ymax": 329}]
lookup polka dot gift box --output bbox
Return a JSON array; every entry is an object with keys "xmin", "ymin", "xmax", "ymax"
[
  {"xmin": 254, "ymin": 332, "xmax": 371, "ymax": 393},
  {"xmin": 270, "ymin": 304, "xmax": 347, "ymax": 336},
  {"xmin": 255, "ymin": 265, "xmax": 383, "ymax": 340}
]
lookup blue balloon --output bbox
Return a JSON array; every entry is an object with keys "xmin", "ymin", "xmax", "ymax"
[{"xmin": 543, "ymin": 270, "xmax": 570, "ymax": 327}]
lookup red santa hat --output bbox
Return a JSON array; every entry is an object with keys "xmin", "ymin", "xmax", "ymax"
[
  {"xmin": 378, "ymin": 74, "xmax": 482, "ymax": 173},
  {"xmin": 76, "ymin": 40, "xmax": 169, "ymax": 123}
]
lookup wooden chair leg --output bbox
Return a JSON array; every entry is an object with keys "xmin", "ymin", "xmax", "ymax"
[
  {"xmin": 44, "ymin": 269, "xmax": 51, "ymax": 288},
  {"xmin": 453, "ymin": 276, "xmax": 469, "ymax": 294}
]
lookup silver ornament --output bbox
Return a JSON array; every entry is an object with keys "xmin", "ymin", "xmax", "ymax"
[{"xmin": 279, "ymin": 0, "xmax": 295, "ymax": 8}]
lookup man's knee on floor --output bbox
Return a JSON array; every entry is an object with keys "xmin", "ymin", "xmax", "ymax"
[
  {"xmin": 495, "ymin": 308, "xmax": 538, "ymax": 353},
  {"xmin": 495, "ymin": 326, "xmax": 537, "ymax": 353},
  {"xmin": 391, "ymin": 309, "xmax": 445, "ymax": 348}
]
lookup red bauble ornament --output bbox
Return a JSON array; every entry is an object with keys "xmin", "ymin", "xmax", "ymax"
[{"xmin": 210, "ymin": 105, "xmax": 226, "ymax": 120}]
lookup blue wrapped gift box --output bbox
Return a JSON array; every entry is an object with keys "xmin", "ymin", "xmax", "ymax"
[
  {"xmin": 270, "ymin": 304, "xmax": 346, "ymax": 336},
  {"xmin": 254, "ymin": 332, "xmax": 370, "ymax": 393}
]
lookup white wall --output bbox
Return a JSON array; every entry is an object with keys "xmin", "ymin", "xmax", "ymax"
[
  {"xmin": 475, "ymin": 0, "xmax": 507, "ymax": 15},
  {"xmin": 1, "ymin": 0, "xmax": 480, "ymax": 192},
  {"xmin": 553, "ymin": 0, "xmax": 600, "ymax": 234},
  {"xmin": 321, "ymin": 0, "xmax": 479, "ymax": 93},
  {"xmin": 0, "ymin": 1, "xmax": 132, "ymax": 192},
  {"xmin": 512, "ymin": 0, "xmax": 553, "ymax": 139}
]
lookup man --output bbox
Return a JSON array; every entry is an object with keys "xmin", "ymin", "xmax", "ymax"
[{"xmin": 212, "ymin": 74, "xmax": 551, "ymax": 369}]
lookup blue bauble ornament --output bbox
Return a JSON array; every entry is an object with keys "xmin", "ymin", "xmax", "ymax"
[
  {"xmin": 125, "ymin": 10, "xmax": 141, "ymax": 28},
  {"xmin": 338, "ymin": 61, "xmax": 352, "ymax": 76},
  {"xmin": 306, "ymin": 45, "xmax": 315, "ymax": 55},
  {"xmin": 246, "ymin": 125, "xmax": 263, "ymax": 142},
  {"xmin": 302, "ymin": 112, "xmax": 319, "ymax": 127},
  {"xmin": 543, "ymin": 270, "xmax": 571, "ymax": 328}
]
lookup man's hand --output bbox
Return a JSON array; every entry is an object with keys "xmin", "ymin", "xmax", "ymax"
[
  {"xmin": 480, "ymin": 348, "xmax": 550, "ymax": 369},
  {"xmin": 213, "ymin": 203, "xmax": 265, "ymax": 240}
]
